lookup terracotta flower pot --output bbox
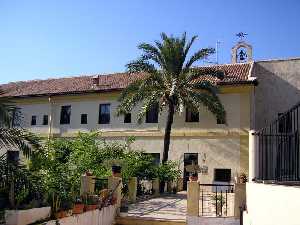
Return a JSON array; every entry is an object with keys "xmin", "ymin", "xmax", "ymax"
[
  {"xmin": 189, "ymin": 176, "xmax": 198, "ymax": 181},
  {"xmin": 85, "ymin": 171, "xmax": 93, "ymax": 176},
  {"xmin": 73, "ymin": 203, "xmax": 84, "ymax": 214},
  {"xmin": 55, "ymin": 210, "xmax": 66, "ymax": 219},
  {"xmin": 85, "ymin": 204, "xmax": 98, "ymax": 211}
]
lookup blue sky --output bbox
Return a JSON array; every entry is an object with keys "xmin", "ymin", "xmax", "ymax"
[{"xmin": 0, "ymin": 0, "xmax": 300, "ymax": 84}]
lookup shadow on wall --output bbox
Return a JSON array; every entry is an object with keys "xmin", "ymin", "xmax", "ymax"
[{"xmin": 253, "ymin": 59, "xmax": 300, "ymax": 130}]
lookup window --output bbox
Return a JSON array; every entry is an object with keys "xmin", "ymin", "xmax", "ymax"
[
  {"xmin": 150, "ymin": 153, "xmax": 160, "ymax": 165},
  {"xmin": 124, "ymin": 113, "xmax": 131, "ymax": 123},
  {"xmin": 81, "ymin": 114, "xmax": 88, "ymax": 124},
  {"xmin": 60, "ymin": 105, "xmax": 71, "ymax": 124},
  {"xmin": 278, "ymin": 113, "xmax": 292, "ymax": 133},
  {"xmin": 99, "ymin": 104, "xmax": 110, "ymax": 124},
  {"xmin": 217, "ymin": 118, "xmax": 225, "ymax": 124},
  {"xmin": 12, "ymin": 110, "xmax": 21, "ymax": 127},
  {"xmin": 214, "ymin": 169, "xmax": 231, "ymax": 182},
  {"xmin": 31, "ymin": 115, "xmax": 37, "ymax": 126},
  {"xmin": 43, "ymin": 115, "xmax": 48, "ymax": 125},
  {"xmin": 146, "ymin": 104, "xmax": 159, "ymax": 123},
  {"xmin": 143, "ymin": 153, "xmax": 160, "ymax": 165},
  {"xmin": 186, "ymin": 107, "xmax": 199, "ymax": 122}
]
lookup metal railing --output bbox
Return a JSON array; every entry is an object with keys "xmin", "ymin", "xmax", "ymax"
[
  {"xmin": 199, "ymin": 184, "xmax": 234, "ymax": 217},
  {"xmin": 0, "ymin": 153, "xmax": 7, "ymax": 190},
  {"xmin": 255, "ymin": 102, "xmax": 300, "ymax": 183}
]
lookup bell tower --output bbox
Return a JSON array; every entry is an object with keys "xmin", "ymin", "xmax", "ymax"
[{"xmin": 231, "ymin": 32, "xmax": 253, "ymax": 63}]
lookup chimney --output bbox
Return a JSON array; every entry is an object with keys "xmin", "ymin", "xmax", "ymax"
[{"xmin": 92, "ymin": 75, "xmax": 99, "ymax": 86}]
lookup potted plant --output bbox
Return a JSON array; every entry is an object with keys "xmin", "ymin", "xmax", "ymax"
[
  {"xmin": 239, "ymin": 173, "xmax": 247, "ymax": 183},
  {"xmin": 60, "ymin": 196, "xmax": 74, "ymax": 217},
  {"xmin": 185, "ymin": 161, "xmax": 200, "ymax": 182},
  {"xmin": 54, "ymin": 210, "xmax": 66, "ymax": 219},
  {"xmin": 72, "ymin": 197, "xmax": 84, "ymax": 214},
  {"xmin": 189, "ymin": 172, "xmax": 198, "ymax": 181}
]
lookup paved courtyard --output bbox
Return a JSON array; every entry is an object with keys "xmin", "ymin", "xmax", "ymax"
[
  {"xmin": 122, "ymin": 190, "xmax": 235, "ymax": 221},
  {"xmin": 126, "ymin": 193, "xmax": 187, "ymax": 220}
]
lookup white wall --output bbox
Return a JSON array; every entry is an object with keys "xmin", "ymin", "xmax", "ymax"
[
  {"xmin": 5, "ymin": 207, "xmax": 51, "ymax": 225},
  {"xmin": 45, "ymin": 206, "xmax": 116, "ymax": 225},
  {"xmin": 187, "ymin": 216, "xmax": 239, "ymax": 225},
  {"xmin": 16, "ymin": 92, "xmax": 250, "ymax": 134},
  {"xmin": 244, "ymin": 182, "xmax": 300, "ymax": 225}
]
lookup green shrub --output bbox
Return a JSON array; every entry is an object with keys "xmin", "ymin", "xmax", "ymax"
[{"xmin": 156, "ymin": 161, "xmax": 181, "ymax": 183}]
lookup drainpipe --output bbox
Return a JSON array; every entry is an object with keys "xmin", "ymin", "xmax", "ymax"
[
  {"xmin": 249, "ymin": 130, "xmax": 258, "ymax": 182},
  {"xmin": 48, "ymin": 96, "xmax": 53, "ymax": 140}
]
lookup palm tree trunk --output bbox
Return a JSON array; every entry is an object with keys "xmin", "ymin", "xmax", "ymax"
[{"xmin": 162, "ymin": 102, "xmax": 175, "ymax": 164}]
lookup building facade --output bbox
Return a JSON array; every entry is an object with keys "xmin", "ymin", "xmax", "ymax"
[{"xmin": 0, "ymin": 62, "xmax": 256, "ymax": 189}]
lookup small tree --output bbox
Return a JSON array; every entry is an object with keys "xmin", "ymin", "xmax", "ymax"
[{"xmin": 117, "ymin": 32, "xmax": 226, "ymax": 164}]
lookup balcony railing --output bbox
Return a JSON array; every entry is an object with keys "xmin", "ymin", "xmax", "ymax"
[{"xmin": 255, "ymin": 102, "xmax": 300, "ymax": 183}]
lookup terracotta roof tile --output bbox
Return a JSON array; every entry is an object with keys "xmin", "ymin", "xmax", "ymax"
[{"xmin": 0, "ymin": 63, "xmax": 254, "ymax": 98}]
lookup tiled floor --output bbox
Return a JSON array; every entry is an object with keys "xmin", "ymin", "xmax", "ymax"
[
  {"xmin": 126, "ymin": 193, "xmax": 187, "ymax": 220},
  {"xmin": 123, "ymin": 191, "xmax": 235, "ymax": 221}
]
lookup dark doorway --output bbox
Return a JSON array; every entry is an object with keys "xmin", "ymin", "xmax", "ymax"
[{"xmin": 183, "ymin": 153, "xmax": 198, "ymax": 190}]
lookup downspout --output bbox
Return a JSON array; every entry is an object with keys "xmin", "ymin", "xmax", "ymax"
[{"xmin": 48, "ymin": 96, "xmax": 53, "ymax": 140}]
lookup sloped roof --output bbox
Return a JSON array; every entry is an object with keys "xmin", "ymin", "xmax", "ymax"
[{"xmin": 0, "ymin": 63, "xmax": 254, "ymax": 98}]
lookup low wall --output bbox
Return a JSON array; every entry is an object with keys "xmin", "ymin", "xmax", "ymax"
[
  {"xmin": 244, "ymin": 182, "xmax": 300, "ymax": 225},
  {"xmin": 5, "ymin": 207, "xmax": 51, "ymax": 225},
  {"xmin": 45, "ymin": 205, "xmax": 116, "ymax": 225},
  {"xmin": 187, "ymin": 216, "xmax": 239, "ymax": 225}
]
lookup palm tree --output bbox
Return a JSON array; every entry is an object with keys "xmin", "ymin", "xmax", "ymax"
[
  {"xmin": 0, "ymin": 89, "xmax": 41, "ymax": 208},
  {"xmin": 0, "ymin": 89, "xmax": 40, "ymax": 158},
  {"xmin": 117, "ymin": 32, "xmax": 226, "ymax": 164}
]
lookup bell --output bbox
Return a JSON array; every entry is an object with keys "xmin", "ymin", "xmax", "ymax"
[
  {"xmin": 239, "ymin": 49, "xmax": 247, "ymax": 61},
  {"xmin": 239, "ymin": 54, "xmax": 245, "ymax": 61}
]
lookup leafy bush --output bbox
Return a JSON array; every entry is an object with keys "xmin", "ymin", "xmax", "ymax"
[
  {"xmin": 30, "ymin": 132, "xmax": 158, "ymax": 210},
  {"xmin": 156, "ymin": 161, "xmax": 181, "ymax": 183},
  {"xmin": 28, "ymin": 131, "xmax": 182, "ymax": 213}
]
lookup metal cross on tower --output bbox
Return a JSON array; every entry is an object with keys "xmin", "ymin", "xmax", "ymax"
[{"xmin": 236, "ymin": 32, "xmax": 248, "ymax": 41}]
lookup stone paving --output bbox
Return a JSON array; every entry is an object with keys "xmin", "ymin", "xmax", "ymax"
[
  {"xmin": 123, "ymin": 191, "xmax": 235, "ymax": 220},
  {"xmin": 126, "ymin": 193, "xmax": 187, "ymax": 220}
]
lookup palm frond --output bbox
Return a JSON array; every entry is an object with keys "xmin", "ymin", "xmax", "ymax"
[
  {"xmin": 138, "ymin": 43, "xmax": 164, "ymax": 67},
  {"xmin": 0, "ymin": 91, "xmax": 16, "ymax": 126},
  {"xmin": 0, "ymin": 128, "xmax": 41, "ymax": 158},
  {"xmin": 117, "ymin": 73, "xmax": 164, "ymax": 116},
  {"xmin": 137, "ymin": 94, "xmax": 161, "ymax": 123},
  {"xmin": 184, "ymin": 35, "xmax": 198, "ymax": 58},
  {"xmin": 186, "ymin": 91, "xmax": 226, "ymax": 123},
  {"xmin": 189, "ymin": 80, "xmax": 219, "ymax": 95},
  {"xmin": 185, "ymin": 48, "xmax": 215, "ymax": 69},
  {"xmin": 126, "ymin": 58, "xmax": 157, "ymax": 74}
]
